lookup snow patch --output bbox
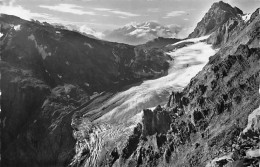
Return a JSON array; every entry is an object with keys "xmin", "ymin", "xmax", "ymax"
[
  {"xmin": 243, "ymin": 86, "xmax": 260, "ymax": 133},
  {"xmin": 57, "ymin": 74, "xmax": 62, "ymax": 79},
  {"xmin": 246, "ymin": 149, "xmax": 260, "ymax": 158},
  {"xmin": 13, "ymin": 25, "xmax": 21, "ymax": 31},
  {"xmin": 85, "ymin": 83, "xmax": 90, "ymax": 87},
  {"xmin": 243, "ymin": 106, "xmax": 260, "ymax": 133},
  {"xmin": 0, "ymin": 32, "xmax": 3, "ymax": 38},
  {"xmin": 56, "ymin": 31, "xmax": 61, "ymax": 34},
  {"xmin": 147, "ymin": 106, "xmax": 157, "ymax": 111},
  {"xmin": 242, "ymin": 13, "xmax": 252, "ymax": 22},
  {"xmin": 65, "ymin": 61, "xmax": 70, "ymax": 65}
]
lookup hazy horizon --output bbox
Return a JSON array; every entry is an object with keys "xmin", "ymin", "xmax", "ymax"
[{"xmin": 1, "ymin": 0, "xmax": 259, "ymax": 39}]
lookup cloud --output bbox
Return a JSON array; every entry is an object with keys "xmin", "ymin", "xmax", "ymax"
[
  {"xmin": 163, "ymin": 11, "xmax": 186, "ymax": 18},
  {"xmin": 78, "ymin": 25, "xmax": 104, "ymax": 38},
  {"xmin": 0, "ymin": 0, "xmax": 85, "ymax": 25},
  {"xmin": 0, "ymin": 0, "xmax": 51, "ymax": 20},
  {"xmin": 93, "ymin": 7, "xmax": 140, "ymax": 17},
  {"xmin": 110, "ymin": 10, "xmax": 140, "ymax": 17},
  {"xmin": 39, "ymin": 4, "xmax": 96, "ymax": 15}
]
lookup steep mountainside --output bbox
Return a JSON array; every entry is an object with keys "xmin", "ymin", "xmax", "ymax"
[
  {"xmin": 70, "ymin": 4, "xmax": 260, "ymax": 167},
  {"xmin": 207, "ymin": 7, "xmax": 260, "ymax": 49},
  {"xmin": 0, "ymin": 14, "xmax": 171, "ymax": 167}
]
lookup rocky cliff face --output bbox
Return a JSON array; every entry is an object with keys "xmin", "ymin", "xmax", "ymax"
[
  {"xmin": 207, "ymin": 7, "xmax": 260, "ymax": 48},
  {"xmin": 0, "ymin": 14, "xmax": 171, "ymax": 167}
]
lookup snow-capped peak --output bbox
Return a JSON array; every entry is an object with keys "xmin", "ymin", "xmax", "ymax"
[
  {"xmin": 104, "ymin": 21, "xmax": 181, "ymax": 45},
  {"xmin": 54, "ymin": 23, "xmax": 104, "ymax": 39}
]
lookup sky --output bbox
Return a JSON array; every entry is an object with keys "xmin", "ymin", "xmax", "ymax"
[{"xmin": 1, "ymin": 0, "xmax": 259, "ymax": 35}]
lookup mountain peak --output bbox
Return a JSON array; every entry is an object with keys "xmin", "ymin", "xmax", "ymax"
[
  {"xmin": 188, "ymin": 1, "xmax": 243, "ymax": 38},
  {"xmin": 211, "ymin": 1, "xmax": 243, "ymax": 15},
  {"xmin": 212, "ymin": 1, "xmax": 231, "ymax": 8}
]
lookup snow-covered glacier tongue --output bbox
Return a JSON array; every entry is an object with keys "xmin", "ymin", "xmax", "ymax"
[{"xmin": 71, "ymin": 35, "xmax": 218, "ymax": 166}]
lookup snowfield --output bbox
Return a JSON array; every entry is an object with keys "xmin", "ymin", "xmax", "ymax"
[{"xmin": 95, "ymin": 36, "xmax": 217, "ymax": 124}]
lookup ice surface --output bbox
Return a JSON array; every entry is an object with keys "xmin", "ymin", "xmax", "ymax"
[
  {"xmin": 95, "ymin": 36, "xmax": 217, "ymax": 124},
  {"xmin": 170, "ymin": 35, "xmax": 211, "ymax": 46}
]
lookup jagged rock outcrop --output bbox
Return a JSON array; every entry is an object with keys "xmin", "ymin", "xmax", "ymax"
[
  {"xmin": 188, "ymin": 1, "xmax": 243, "ymax": 38},
  {"xmin": 142, "ymin": 106, "xmax": 172, "ymax": 136}
]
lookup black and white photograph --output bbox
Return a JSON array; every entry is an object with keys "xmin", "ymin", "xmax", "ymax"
[{"xmin": 0, "ymin": 0, "xmax": 260, "ymax": 166}]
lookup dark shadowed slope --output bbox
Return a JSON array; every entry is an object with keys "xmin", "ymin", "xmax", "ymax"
[{"xmin": 0, "ymin": 14, "xmax": 171, "ymax": 167}]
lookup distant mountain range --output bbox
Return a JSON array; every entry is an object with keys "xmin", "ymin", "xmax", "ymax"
[
  {"xmin": 103, "ymin": 21, "xmax": 182, "ymax": 45},
  {"xmin": 52, "ymin": 23, "xmax": 104, "ymax": 39}
]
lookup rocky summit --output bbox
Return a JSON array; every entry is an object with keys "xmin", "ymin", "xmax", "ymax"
[{"xmin": 1, "ymin": 1, "xmax": 260, "ymax": 167}]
